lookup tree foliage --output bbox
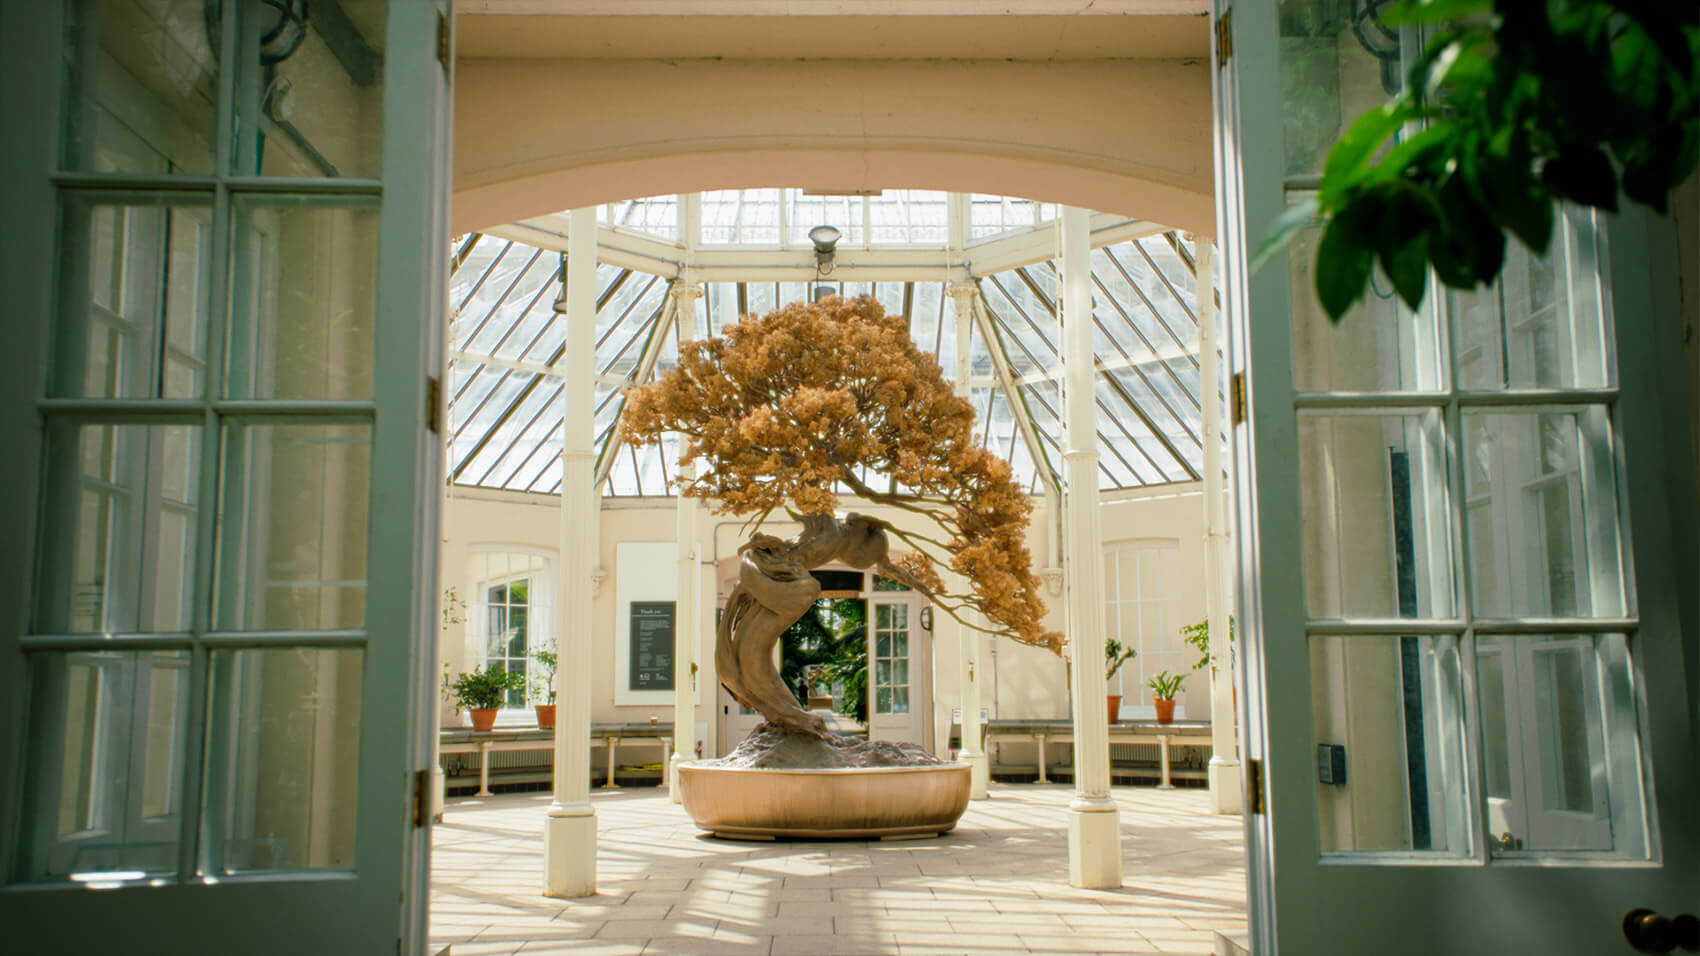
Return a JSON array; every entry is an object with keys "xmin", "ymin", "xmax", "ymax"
[
  {"xmin": 623, "ymin": 295, "xmax": 1061, "ymax": 651},
  {"xmin": 1259, "ymin": 0, "xmax": 1699, "ymax": 321}
]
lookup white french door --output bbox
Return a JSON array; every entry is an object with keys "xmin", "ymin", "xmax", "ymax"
[
  {"xmin": 0, "ymin": 2, "xmax": 451, "ymax": 953},
  {"xmin": 1214, "ymin": 2, "xmax": 1698, "ymax": 952},
  {"xmin": 868, "ymin": 596, "xmax": 926, "ymax": 749}
]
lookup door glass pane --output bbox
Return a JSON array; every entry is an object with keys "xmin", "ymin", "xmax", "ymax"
[
  {"xmin": 18, "ymin": 650, "xmax": 191, "ymax": 883},
  {"xmin": 1309, "ymin": 635, "xmax": 1467, "ymax": 855},
  {"xmin": 1278, "ymin": 0, "xmax": 1407, "ymax": 178},
  {"xmin": 227, "ymin": 198, "xmax": 380, "ymax": 400},
  {"xmin": 216, "ymin": 422, "xmax": 371, "ymax": 630},
  {"xmin": 202, "ymin": 647, "xmax": 362, "ymax": 874},
  {"xmin": 1290, "ymin": 225, "xmax": 1439, "ymax": 393},
  {"xmin": 1298, "ymin": 413, "xmax": 1452, "ymax": 619},
  {"xmin": 1474, "ymin": 634, "xmax": 1645, "ymax": 857},
  {"xmin": 231, "ymin": 0, "xmax": 387, "ymax": 178},
  {"xmin": 53, "ymin": 195, "xmax": 213, "ymax": 400},
  {"xmin": 1462, "ymin": 410, "xmax": 1623, "ymax": 619},
  {"xmin": 1451, "ymin": 210, "xmax": 1611, "ymax": 390},
  {"xmin": 61, "ymin": 0, "xmax": 217, "ymax": 174},
  {"xmin": 36, "ymin": 422, "xmax": 201, "ymax": 634}
]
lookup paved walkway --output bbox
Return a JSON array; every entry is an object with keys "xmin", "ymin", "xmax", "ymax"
[{"xmin": 431, "ymin": 784, "xmax": 1247, "ymax": 955}]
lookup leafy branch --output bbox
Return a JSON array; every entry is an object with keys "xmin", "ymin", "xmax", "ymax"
[{"xmin": 1258, "ymin": 0, "xmax": 1698, "ymax": 321}]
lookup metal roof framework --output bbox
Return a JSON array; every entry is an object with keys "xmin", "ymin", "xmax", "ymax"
[{"xmin": 446, "ymin": 190, "xmax": 1219, "ymax": 500}]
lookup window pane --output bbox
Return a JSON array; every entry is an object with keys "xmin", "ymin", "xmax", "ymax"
[
  {"xmin": 1462, "ymin": 410, "xmax": 1624, "ymax": 619},
  {"xmin": 18, "ymin": 651, "xmax": 190, "ymax": 883},
  {"xmin": 1451, "ymin": 210, "xmax": 1611, "ymax": 390},
  {"xmin": 1475, "ymin": 634, "xmax": 1646, "ymax": 857},
  {"xmin": 216, "ymin": 422, "xmax": 370, "ymax": 630},
  {"xmin": 53, "ymin": 195, "xmax": 213, "ymax": 400},
  {"xmin": 202, "ymin": 648, "xmax": 362, "ymax": 873},
  {"xmin": 1298, "ymin": 413, "xmax": 1452, "ymax": 619},
  {"xmin": 227, "ymin": 198, "xmax": 379, "ymax": 399},
  {"xmin": 230, "ymin": 0, "xmax": 386, "ymax": 178},
  {"xmin": 1310, "ymin": 635, "xmax": 1468, "ymax": 855},
  {"xmin": 36, "ymin": 423, "xmax": 201, "ymax": 634},
  {"xmin": 61, "ymin": 0, "xmax": 216, "ymax": 174},
  {"xmin": 1279, "ymin": 0, "xmax": 1406, "ymax": 178},
  {"xmin": 1289, "ymin": 224, "xmax": 1440, "ymax": 393}
]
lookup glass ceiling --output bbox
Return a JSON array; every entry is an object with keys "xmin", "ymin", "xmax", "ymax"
[{"xmin": 447, "ymin": 190, "xmax": 1218, "ymax": 499}]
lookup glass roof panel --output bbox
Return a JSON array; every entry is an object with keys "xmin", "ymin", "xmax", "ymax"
[
  {"xmin": 600, "ymin": 195, "xmax": 679, "ymax": 239},
  {"xmin": 448, "ymin": 195, "xmax": 1215, "ymax": 497},
  {"xmin": 969, "ymin": 194, "xmax": 1060, "ymax": 240}
]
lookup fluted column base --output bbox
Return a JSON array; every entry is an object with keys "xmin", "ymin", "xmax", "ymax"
[
  {"xmin": 1067, "ymin": 796, "xmax": 1123, "ymax": 889},
  {"xmin": 542, "ymin": 803, "xmax": 598, "ymax": 898}
]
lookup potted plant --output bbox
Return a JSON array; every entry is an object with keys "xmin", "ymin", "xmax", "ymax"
[
  {"xmin": 449, "ymin": 666, "xmax": 524, "ymax": 731},
  {"xmin": 531, "ymin": 647, "xmax": 558, "ymax": 729},
  {"xmin": 1181, "ymin": 614, "xmax": 1235, "ymax": 674},
  {"xmin": 1105, "ymin": 637, "xmax": 1137, "ymax": 724},
  {"xmin": 1148, "ymin": 670, "xmax": 1185, "ymax": 725}
]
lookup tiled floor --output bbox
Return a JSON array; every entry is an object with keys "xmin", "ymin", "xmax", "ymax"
[{"xmin": 430, "ymin": 783, "xmax": 1247, "ymax": 955}]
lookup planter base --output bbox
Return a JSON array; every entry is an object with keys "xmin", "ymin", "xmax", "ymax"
[{"xmin": 678, "ymin": 762, "xmax": 971, "ymax": 841}]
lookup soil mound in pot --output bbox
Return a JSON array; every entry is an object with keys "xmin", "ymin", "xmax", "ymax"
[{"xmin": 707, "ymin": 723, "xmax": 944, "ymax": 769}]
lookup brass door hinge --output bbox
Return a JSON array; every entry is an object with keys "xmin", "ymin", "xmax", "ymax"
[
  {"xmin": 437, "ymin": 13, "xmax": 450, "ymax": 70},
  {"xmin": 412, "ymin": 769, "xmax": 431, "ymax": 827},
  {"xmin": 1246, "ymin": 757, "xmax": 1265, "ymax": 815},
  {"xmin": 1230, "ymin": 371, "xmax": 1246, "ymax": 427},
  {"xmin": 1215, "ymin": 9, "xmax": 1232, "ymax": 69},
  {"xmin": 426, "ymin": 376, "xmax": 441, "ymax": 433}
]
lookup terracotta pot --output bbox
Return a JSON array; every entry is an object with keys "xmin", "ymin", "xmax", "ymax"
[
  {"xmin": 1106, "ymin": 694, "xmax": 1122, "ymax": 724},
  {"xmin": 469, "ymin": 707, "xmax": 499, "ymax": 731},
  {"xmin": 1153, "ymin": 698, "xmax": 1177, "ymax": 725},
  {"xmin": 534, "ymin": 704, "xmax": 556, "ymax": 730}
]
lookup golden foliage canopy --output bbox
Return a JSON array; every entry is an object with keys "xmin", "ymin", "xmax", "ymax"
[{"xmin": 623, "ymin": 295, "xmax": 1060, "ymax": 652}]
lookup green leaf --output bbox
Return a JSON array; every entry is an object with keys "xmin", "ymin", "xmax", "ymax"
[
  {"xmin": 1542, "ymin": 145, "xmax": 1619, "ymax": 211},
  {"xmin": 1366, "ymin": 125, "xmax": 1455, "ymax": 186},
  {"xmin": 1252, "ymin": 198, "xmax": 1320, "ymax": 276},
  {"xmin": 1314, "ymin": 213, "xmax": 1375, "ymax": 322},
  {"xmin": 1380, "ymin": 234, "xmax": 1431, "ymax": 311},
  {"xmin": 1382, "ymin": 0, "xmax": 1493, "ymax": 27},
  {"xmin": 1321, "ymin": 106, "xmax": 1408, "ymax": 203}
]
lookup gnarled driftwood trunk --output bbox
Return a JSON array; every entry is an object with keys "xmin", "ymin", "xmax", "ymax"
[{"xmin": 716, "ymin": 513, "xmax": 903, "ymax": 737}]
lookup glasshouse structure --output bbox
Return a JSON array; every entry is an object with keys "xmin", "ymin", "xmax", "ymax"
[{"xmin": 0, "ymin": 3, "xmax": 1694, "ymax": 955}]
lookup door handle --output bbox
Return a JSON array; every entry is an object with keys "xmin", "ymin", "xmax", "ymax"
[{"xmin": 1623, "ymin": 908, "xmax": 1700, "ymax": 953}]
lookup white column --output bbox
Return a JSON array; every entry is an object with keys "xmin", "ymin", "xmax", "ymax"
[
  {"xmin": 1198, "ymin": 239, "xmax": 1242, "ymax": 813},
  {"xmin": 949, "ymin": 279, "xmax": 989, "ymax": 800},
  {"xmin": 1061, "ymin": 206, "xmax": 1122, "ymax": 889},
  {"xmin": 669, "ymin": 279, "xmax": 703, "ymax": 802},
  {"xmin": 544, "ymin": 208, "xmax": 598, "ymax": 898}
]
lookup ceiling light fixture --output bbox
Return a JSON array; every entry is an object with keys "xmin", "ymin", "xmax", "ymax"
[{"xmin": 808, "ymin": 224, "xmax": 841, "ymax": 276}]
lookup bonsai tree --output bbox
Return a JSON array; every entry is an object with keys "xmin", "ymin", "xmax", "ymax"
[
  {"xmin": 1105, "ymin": 637, "xmax": 1137, "ymax": 681},
  {"xmin": 448, "ymin": 665, "xmax": 525, "ymax": 712},
  {"xmin": 1147, "ymin": 670, "xmax": 1186, "ymax": 701},
  {"xmin": 623, "ymin": 295, "xmax": 1059, "ymax": 737}
]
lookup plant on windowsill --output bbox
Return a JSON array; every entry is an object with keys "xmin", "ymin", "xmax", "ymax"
[
  {"xmin": 449, "ymin": 666, "xmax": 525, "ymax": 732},
  {"xmin": 1105, "ymin": 637, "xmax": 1138, "ymax": 725},
  {"xmin": 1148, "ymin": 670, "xmax": 1185, "ymax": 726},
  {"xmin": 531, "ymin": 648, "xmax": 558, "ymax": 730},
  {"xmin": 1182, "ymin": 614, "xmax": 1237, "ymax": 711}
]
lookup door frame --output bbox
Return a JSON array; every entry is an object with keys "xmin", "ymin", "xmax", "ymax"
[
  {"xmin": 0, "ymin": 3, "xmax": 452, "ymax": 953},
  {"xmin": 1213, "ymin": 2, "xmax": 1699, "ymax": 952}
]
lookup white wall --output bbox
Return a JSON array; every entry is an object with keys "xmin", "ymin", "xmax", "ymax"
[{"xmin": 437, "ymin": 480, "xmax": 1226, "ymax": 755}]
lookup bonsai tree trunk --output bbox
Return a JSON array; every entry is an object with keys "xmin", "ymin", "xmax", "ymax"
[{"xmin": 718, "ymin": 512, "xmax": 908, "ymax": 738}]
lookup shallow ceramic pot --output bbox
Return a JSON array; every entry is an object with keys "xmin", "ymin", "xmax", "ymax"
[
  {"xmin": 1153, "ymin": 698, "xmax": 1177, "ymax": 725},
  {"xmin": 469, "ymin": 707, "xmax": 499, "ymax": 731},
  {"xmin": 677, "ymin": 762, "xmax": 971, "ymax": 840}
]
